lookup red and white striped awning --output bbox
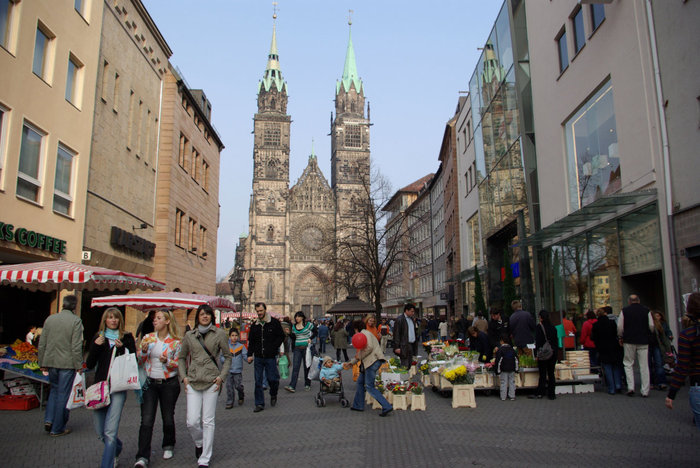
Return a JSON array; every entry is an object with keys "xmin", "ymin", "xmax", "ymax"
[
  {"xmin": 221, "ymin": 310, "xmax": 256, "ymax": 320},
  {"xmin": 91, "ymin": 291, "xmax": 235, "ymax": 311},
  {"xmin": 0, "ymin": 260, "xmax": 165, "ymax": 292}
]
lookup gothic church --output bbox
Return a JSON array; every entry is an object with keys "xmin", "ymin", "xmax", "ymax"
[{"xmin": 241, "ymin": 19, "xmax": 370, "ymax": 317}]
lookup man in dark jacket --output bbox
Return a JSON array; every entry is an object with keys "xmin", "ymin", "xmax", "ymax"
[
  {"xmin": 617, "ymin": 294, "xmax": 654, "ymax": 397},
  {"xmin": 488, "ymin": 309, "xmax": 508, "ymax": 350},
  {"xmin": 591, "ymin": 306, "xmax": 623, "ymax": 394},
  {"xmin": 509, "ymin": 300, "xmax": 535, "ymax": 351},
  {"xmin": 393, "ymin": 304, "xmax": 418, "ymax": 368},
  {"xmin": 247, "ymin": 302, "xmax": 285, "ymax": 412}
]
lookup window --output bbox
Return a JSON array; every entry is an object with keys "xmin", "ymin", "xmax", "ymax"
[
  {"xmin": 187, "ymin": 218, "xmax": 196, "ymax": 251},
  {"xmin": 0, "ymin": 105, "xmax": 6, "ymax": 177},
  {"xmin": 202, "ymin": 160, "xmax": 209, "ymax": 191},
  {"xmin": 175, "ymin": 209, "xmax": 185, "ymax": 247},
  {"xmin": 266, "ymin": 225, "xmax": 274, "ymax": 242},
  {"xmin": 565, "ymin": 82, "xmax": 620, "ymax": 211},
  {"xmin": 113, "ymin": 73, "xmax": 120, "ymax": 111},
  {"xmin": 591, "ymin": 4, "xmax": 605, "ymax": 32},
  {"xmin": 17, "ymin": 122, "xmax": 45, "ymax": 202},
  {"xmin": 266, "ymin": 281, "xmax": 273, "ymax": 300},
  {"xmin": 263, "ymin": 124, "xmax": 280, "ymax": 146},
  {"xmin": 33, "ymin": 25, "xmax": 53, "ymax": 80},
  {"xmin": 556, "ymin": 28, "xmax": 568, "ymax": 73},
  {"xmin": 74, "ymin": 0, "xmax": 84, "ymax": 16},
  {"xmin": 191, "ymin": 147, "xmax": 199, "ymax": 181},
  {"xmin": 199, "ymin": 226, "xmax": 207, "ymax": 257},
  {"xmin": 65, "ymin": 54, "xmax": 83, "ymax": 105},
  {"xmin": 178, "ymin": 133, "xmax": 188, "ymax": 169},
  {"xmin": 100, "ymin": 60, "xmax": 109, "ymax": 101},
  {"xmin": 127, "ymin": 90, "xmax": 135, "ymax": 150},
  {"xmin": 572, "ymin": 8, "xmax": 585, "ymax": 54},
  {"xmin": 1, "ymin": 0, "xmax": 18, "ymax": 51},
  {"xmin": 467, "ymin": 214, "xmax": 480, "ymax": 267},
  {"xmin": 53, "ymin": 144, "xmax": 75, "ymax": 215},
  {"xmin": 345, "ymin": 125, "xmax": 361, "ymax": 148}
]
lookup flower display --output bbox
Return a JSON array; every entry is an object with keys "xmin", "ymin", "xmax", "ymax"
[
  {"xmin": 442, "ymin": 365, "xmax": 475, "ymax": 385},
  {"xmin": 408, "ymin": 382, "xmax": 423, "ymax": 395},
  {"xmin": 443, "ymin": 344, "xmax": 459, "ymax": 357},
  {"xmin": 386, "ymin": 382, "xmax": 407, "ymax": 394},
  {"xmin": 419, "ymin": 363, "xmax": 430, "ymax": 375}
]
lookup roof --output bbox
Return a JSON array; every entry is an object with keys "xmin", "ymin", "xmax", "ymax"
[
  {"xmin": 258, "ymin": 22, "xmax": 288, "ymax": 94},
  {"xmin": 382, "ymin": 173, "xmax": 435, "ymax": 211},
  {"xmin": 327, "ymin": 295, "xmax": 375, "ymax": 314},
  {"xmin": 336, "ymin": 25, "xmax": 363, "ymax": 95}
]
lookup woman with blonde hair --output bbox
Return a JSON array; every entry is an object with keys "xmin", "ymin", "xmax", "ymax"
[
  {"xmin": 364, "ymin": 314, "xmax": 381, "ymax": 342},
  {"xmin": 134, "ymin": 310, "xmax": 182, "ymax": 467},
  {"xmin": 86, "ymin": 307, "xmax": 136, "ymax": 468}
]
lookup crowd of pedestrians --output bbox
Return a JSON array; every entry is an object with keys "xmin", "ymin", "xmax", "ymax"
[{"xmin": 32, "ymin": 291, "xmax": 700, "ymax": 467}]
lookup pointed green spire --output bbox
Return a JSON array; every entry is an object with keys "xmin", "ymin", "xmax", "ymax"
[
  {"xmin": 258, "ymin": 14, "xmax": 287, "ymax": 94},
  {"xmin": 337, "ymin": 20, "xmax": 362, "ymax": 95}
]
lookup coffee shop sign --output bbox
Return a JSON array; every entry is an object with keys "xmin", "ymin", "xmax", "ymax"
[{"xmin": 0, "ymin": 221, "xmax": 67, "ymax": 254}]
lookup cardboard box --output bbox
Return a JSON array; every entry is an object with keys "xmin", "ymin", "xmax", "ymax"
[{"xmin": 9, "ymin": 384, "xmax": 36, "ymax": 396}]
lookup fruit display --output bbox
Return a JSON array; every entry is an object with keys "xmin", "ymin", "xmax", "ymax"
[{"xmin": 9, "ymin": 340, "xmax": 38, "ymax": 362}]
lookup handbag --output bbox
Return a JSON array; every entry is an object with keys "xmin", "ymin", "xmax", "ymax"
[
  {"xmin": 278, "ymin": 354, "xmax": 290, "ymax": 379},
  {"xmin": 110, "ymin": 349, "xmax": 140, "ymax": 392},
  {"xmin": 65, "ymin": 372, "xmax": 85, "ymax": 410},
  {"xmin": 86, "ymin": 346, "xmax": 117, "ymax": 410},
  {"xmin": 536, "ymin": 324, "xmax": 554, "ymax": 361}
]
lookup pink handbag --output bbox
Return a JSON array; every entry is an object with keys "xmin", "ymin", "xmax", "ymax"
[{"xmin": 85, "ymin": 346, "xmax": 116, "ymax": 410}]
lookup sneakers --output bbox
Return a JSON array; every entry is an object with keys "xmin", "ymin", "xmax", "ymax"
[
  {"xmin": 509, "ymin": 397, "xmax": 516, "ymax": 401},
  {"xmin": 44, "ymin": 422, "xmax": 52, "ymax": 433},
  {"xmin": 284, "ymin": 386, "xmax": 295, "ymax": 393},
  {"xmin": 238, "ymin": 398, "xmax": 244, "ymax": 405},
  {"xmin": 253, "ymin": 405, "xmax": 264, "ymax": 412},
  {"xmin": 626, "ymin": 390, "xmax": 635, "ymax": 397},
  {"xmin": 379, "ymin": 408, "xmax": 393, "ymax": 417},
  {"xmin": 49, "ymin": 428, "xmax": 71, "ymax": 437},
  {"xmin": 195, "ymin": 445, "xmax": 203, "ymax": 459},
  {"xmin": 163, "ymin": 449, "xmax": 173, "ymax": 460},
  {"xmin": 304, "ymin": 385, "xmax": 311, "ymax": 391},
  {"xmin": 270, "ymin": 396, "xmax": 277, "ymax": 407},
  {"xmin": 225, "ymin": 404, "xmax": 233, "ymax": 409},
  {"xmin": 134, "ymin": 458, "xmax": 148, "ymax": 468}
]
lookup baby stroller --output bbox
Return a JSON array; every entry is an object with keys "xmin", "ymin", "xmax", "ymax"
[{"xmin": 313, "ymin": 358, "xmax": 350, "ymax": 408}]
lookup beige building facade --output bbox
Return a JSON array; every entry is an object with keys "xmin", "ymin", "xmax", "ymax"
[{"xmin": 0, "ymin": 0, "xmax": 103, "ymax": 338}]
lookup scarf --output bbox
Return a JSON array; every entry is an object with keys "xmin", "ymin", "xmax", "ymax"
[
  {"xmin": 198, "ymin": 324, "xmax": 213, "ymax": 335},
  {"xmin": 104, "ymin": 328, "xmax": 120, "ymax": 341}
]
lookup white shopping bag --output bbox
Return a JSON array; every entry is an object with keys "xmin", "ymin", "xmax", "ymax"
[
  {"xmin": 66, "ymin": 372, "xmax": 85, "ymax": 409},
  {"xmin": 109, "ymin": 349, "xmax": 140, "ymax": 392},
  {"xmin": 307, "ymin": 356, "xmax": 321, "ymax": 381}
]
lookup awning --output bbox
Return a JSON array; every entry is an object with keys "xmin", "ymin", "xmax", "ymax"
[
  {"xmin": 91, "ymin": 291, "xmax": 235, "ymax": 311},
  {"xmin": 519, "ymin": 190, "xmax": 657, "ymax": 248},
  {"xmin": 327, "ymin": 295, "xmax": 375, "ymax": 315}
]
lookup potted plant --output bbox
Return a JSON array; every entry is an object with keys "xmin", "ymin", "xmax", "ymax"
[
  {"xmin": 442, "ymin": 365, "xmax": 477, "ymax": 408},
  {"xmin": 391, "ymin": 383, "xmax": 408, "ymax": 410},
  {"xmin": 409, "ymin": 381, "xmax": 426, "ymax": 411}
]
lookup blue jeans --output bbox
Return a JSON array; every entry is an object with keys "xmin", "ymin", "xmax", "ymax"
[
  {"xmin": 289, "ymin": 347, "xmax": 310, "ymax": 390},
  {"xmin": 136, "ymin": 376, "xmax": 180, "ymax": 461},
  {"xmin": 254, "ymin": 357, "xmax": 279, "ymax": 407},
  {"xmin": 45, "ymin": 368, "xmax": 75, "ymax": 434},
  {"xmin": 689, "ymin": 386, "xmax": 700, "ymax": 430},
  {"xmin": 92, "ymin": 390, "xmax": 127, "ymax": 468},
  {"xmin": 602, "ymin": 362, "xmax": 622, "ymax": 394},
  {"xmin": 352, "ymin": 360, "xmax": 392, "ymax": 412},
  {"xmin": 648, "ymin": 345, "xmax": 667, "ymax": 385},
  {"xmin": 318, "ymin": 337, "xmax": 328, "ymax": 354}
]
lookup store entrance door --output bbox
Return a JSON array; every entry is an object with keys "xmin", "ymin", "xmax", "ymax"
[{"xmin": 621, "ymin": 269, "xmax": 665, "ymax": 312}]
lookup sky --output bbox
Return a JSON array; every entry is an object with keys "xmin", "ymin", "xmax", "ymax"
[{"xmin": 142, "ymin": 0, "xmax": 505, "ymax": 280}]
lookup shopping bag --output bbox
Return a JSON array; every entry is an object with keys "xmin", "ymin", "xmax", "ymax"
[
  {"xmin": 110, "ymin": 349, "xmax": 140, "ymax": 393},
  {"xmin": 278, "ymin": 355, "xmax": 289, "ymax": 379},
  {"xmin": 65, "ymin": 373, "xmax": 85, "ymax": 410},
  {"xmin": 85, "ymin": 380, "xmax": 111, "ymax": 410},
  {"xmin": 307, "ymin": 356, "xmax": 321, "ymax": 381}
]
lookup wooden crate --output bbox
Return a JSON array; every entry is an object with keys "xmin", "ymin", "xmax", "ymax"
[{"xmin": 452, "ymin": 384, "xmax": 477, "ymax": 408}]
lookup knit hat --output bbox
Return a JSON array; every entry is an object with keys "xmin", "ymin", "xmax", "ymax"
[{"xmin": 322, "ymin": 355, "xmax": 334, "ymax": 365}]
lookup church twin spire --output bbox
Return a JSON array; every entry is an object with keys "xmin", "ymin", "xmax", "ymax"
[{"xmin": 258, "ymin": 10, "xmax": 287, "ymax": 94}]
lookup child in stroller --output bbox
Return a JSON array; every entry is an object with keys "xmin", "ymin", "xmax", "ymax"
[{"xmin": 315, "ymin": 356, "xmax": 349, "ymax": 407}]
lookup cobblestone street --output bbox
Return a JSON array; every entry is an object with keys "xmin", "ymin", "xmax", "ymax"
[{"xmin": 1, "ymin": 349, "xmax": 697, "ymax": 468}]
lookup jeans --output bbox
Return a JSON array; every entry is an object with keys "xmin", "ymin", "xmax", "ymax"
[
  {"xmin": 136, "ymin": 376, "xmax": 181, "ymax": 462},
  {"xmin": 289, "ymin": 347, "xmax": 310, "ymax": 389},
  {"xmin": 92, "ymin": 390, "xmax": 126, "ymax": 468},
  {"xmin": 623, "ymin": 343, "xmax": 650, "ymax": 395},
  {"xmin": 648, "ymin": 345, "xmax": 667, "ymax": 386},
  {"xmin": 352, "ymin": 360, "xmax": 392, "ymax": 412},
  {"xmin": 689, "ymin": 386, "xmax": 700, "ymax": 431},
  {"xmin": 602, "ymin": 362, "xmax": 623, "ymax": 394},
  {"xmin": 318, "ymin": 337, "xmax": 328, "ymax": 354},
  {"xmin": 186, "ymin": 384, "xmax": 219, "ymax": 466},
  {"xmin": 537, "ymin": 358, "xmax": 556, "ymax": 398},
  {"xmin": 45, "ymin": 368, "xmax": 75, "ymax": 434},
  {"xmin": 225, "ymin": 373, "xmax": 244, "ymax": 405},
  {"xmin": 584, "ymin": 347, "xmax": 599, "ymax": 368},
  {"xmin": 499, "ymin": 372, "xmax": 516, "ymax": 400},
  {"xmin": 254, "ymin": 357, "xmax": 279, "ymax": 407}
]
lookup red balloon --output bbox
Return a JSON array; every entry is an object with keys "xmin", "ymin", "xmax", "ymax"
[{"xmin": 352, "ymin": 332, "xmax": 368, "ymax": 350}]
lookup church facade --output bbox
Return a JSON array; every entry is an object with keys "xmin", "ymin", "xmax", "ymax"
[{"xmin": 241, "ymin": 21, "xmax": 370, "ymax": 318}]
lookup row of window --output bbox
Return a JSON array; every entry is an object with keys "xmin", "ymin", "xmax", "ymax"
[
  {"xmin": 0, "ymin": 107, "xmax": 76, "ymax": 215},
  {"xmin": 556, "ymin": 4, "xmax": 605, "ymax": 74},
  {"xmin": 1, "ymin": 2, "xmax": 86, "ymax": 108},
  {"xmin": 178, "ymin": 133, "xmax": 210, "ymax": 191},
  {"xmin": 181, "ymin": 95, "xmax": 213, "ymax": 145},
  {"xmin": 174, "ymin": 208, "xmax": 208, "ymax": 258}
]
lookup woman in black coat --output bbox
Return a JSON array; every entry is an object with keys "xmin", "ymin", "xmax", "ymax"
[
  {"xmin": 591, "ymin": 306, "xmax": 623, "ymax": 394},
  {"xmin": 533, "ymin": 310, "xmax": 559, "ymax": 400}
]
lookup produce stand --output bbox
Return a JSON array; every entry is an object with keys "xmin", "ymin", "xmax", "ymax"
[{"xmin": 0, "ymin": 341, "xmax": 48, "ymax": 410}]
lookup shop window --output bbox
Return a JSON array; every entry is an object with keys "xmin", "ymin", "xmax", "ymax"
[
  {"xmin": 53, "ymin": 144, "xmax": 76, "ymax": 216},
  {"xmin": 556, "ymin": 27, "xmax": 568, "ymax": 74},
  {"xmin": 571, "ymin": 7, "xmax": 585, "ymax": 55},
  {"xmin": 591, "ymin": 4, "xmax": 605, "ymax": 32},
  {"xmin": 565, "ymin": 82, "xmax": 620, "ymax": 211},
  {"xmin": 65, "ymin": 53, "xmax": 84, "ymax": 106},
  {"xmin": 17, "ymin": 122, "xmax": 46, "ymax": 203}
]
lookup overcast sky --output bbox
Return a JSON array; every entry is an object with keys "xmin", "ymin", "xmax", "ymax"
[{"xmin": 142, "ymin": 0, "xmax": 504, "ymax": 280}]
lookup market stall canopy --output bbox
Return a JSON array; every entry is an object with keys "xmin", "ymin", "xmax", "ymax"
[
  {"xmin": 0, "ymin": 260, "xmax": 165, "ymax": 292},
  {"xmin": 221, "ymin": 311, "xmax": 256, "ymax": 320},
  {"xmin": 91, "ymin": 291, "xmax": 235, "ymax": 311},
  {"xmin": 326, "ymin": 294, "xmax": 375, "ymax": 316}
]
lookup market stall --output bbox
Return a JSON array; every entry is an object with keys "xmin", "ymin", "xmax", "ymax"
[{"xmin": 0, "ymin": 340, "xmax": 47, "ymax": 410}]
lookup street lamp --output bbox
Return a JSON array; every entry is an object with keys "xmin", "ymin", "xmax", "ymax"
[{"xmin": 229, "ymin": 267, "xmax": 256, "ymax": 324}]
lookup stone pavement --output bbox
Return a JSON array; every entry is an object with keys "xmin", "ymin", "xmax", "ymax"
[{"xmin": 1, "ymin": 349, "xmax": 698, "ymax": 468}]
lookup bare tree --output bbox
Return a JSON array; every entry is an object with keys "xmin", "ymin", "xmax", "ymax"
[{"xmin": 328, "ymin": 163, "xmax": 416, "ymax": 315}]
